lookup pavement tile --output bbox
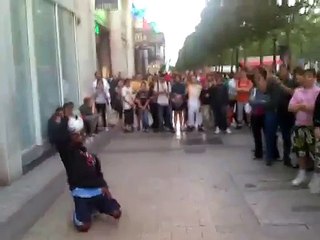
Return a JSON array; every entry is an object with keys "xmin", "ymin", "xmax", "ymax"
[{"xmin": 21, "ymin": 131, "xmax": 320, "ymax": 240}]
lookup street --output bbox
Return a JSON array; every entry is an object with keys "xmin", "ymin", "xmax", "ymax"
[{"xmin": 22, "ymin": 130, "xmax": 320, "ymax": 240}]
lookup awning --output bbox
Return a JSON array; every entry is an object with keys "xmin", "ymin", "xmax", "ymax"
[
  {"xmin": 95, "ymin": 0, "xmax": 119, "ymax": 10},
  {"xmin": 240, "ymin": 56, "xmax": 282, "ymax": 67}
]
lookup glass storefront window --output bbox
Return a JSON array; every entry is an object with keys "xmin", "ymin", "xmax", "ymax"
[
  {"xmin": 58, "ymin": 8, "xmax": 79, "ymax": 105},
  {"xmin": 10, "ymin": 0, "xmax": 35, "ymax": 149},
  {"xmin": 33, "ymin": 0, "xmax": 61, "ymax": 137}
]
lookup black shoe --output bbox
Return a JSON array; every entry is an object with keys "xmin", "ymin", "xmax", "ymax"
[
  {"xmin": 198, "ymin": 126, "xmax": 204, "ymax": 132},
  {"xmin": 307, "ymin": 166, "xmax": 315, "ymax": 172},
  {"xmin": 253, "ymin": 156, "xmax": 263, "ymax": 160},
  {"xmin": 187, "ymin": 126, "xmax": 194, "ymax": 132},
  {"xmin": 266, "ymin": 162, "xmax": 272, "ymax": 166},
  {"xmin": 283, "ymin": 158, "xmax": 292, "ymax": 167}
]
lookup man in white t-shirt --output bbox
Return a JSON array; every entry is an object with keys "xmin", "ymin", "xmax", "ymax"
[
  {"xmin": 92, "ymin": 72, "xmax": 111, "ymax": 130},
  {"xmin": 155, "ymin": 77, "xmax": 174, "ymax": 132},
  {"xmin": 121, "ymin": 79, "xmax": 134, "ymax": 132},
  {"xmin": 93, "ymin": 72, "xmax": 110, "ymax": 101}
]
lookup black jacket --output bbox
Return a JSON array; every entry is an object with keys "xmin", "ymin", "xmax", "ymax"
[
  {"xmin": 64, "ymin": 145, "xmax": 107, "ymax": 190},
  {"xmin": 314, "ymin": 92, "xmax": 320, "ymax": 127},
  {"xmin": 209, "ymin": 84, "xmax": 229, "ymax": 107}
]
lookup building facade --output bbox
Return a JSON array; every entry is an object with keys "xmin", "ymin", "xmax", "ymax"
[
  {"xmin": 0, "ymin": 0, "xmax": 97, "ymax": 185},
  {"xmin": 109, "ymin": 0, "xmax": 135, "ymax": 78},
  {"xmin": 95, "ymin": 0, "xmax": 135, "ymax": 78},
  {"xmin": 134, "ymin": 30, "xmax": 165, "ymax": 75}
]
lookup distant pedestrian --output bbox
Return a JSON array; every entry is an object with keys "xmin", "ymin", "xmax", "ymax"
[
  {"xmin": 93, "ymin": 72, "xmax": 110, "ymax": 131},
  {"xmin": 122, "ymin": 79, "xmax": 135, "ymax": 132},
  {"xmin": 209, "ymin": 73, "xmax": 231, "ymax": 134}
]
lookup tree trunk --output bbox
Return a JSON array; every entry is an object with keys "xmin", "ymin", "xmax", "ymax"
[
  {"xmin": 243, "ymin": 46, "xmax": 247, "ymax": 67},
  {"xmin": 235, "ymin": 47, "xmax": 239, "ymax": 70},
  {"xmin": 272, "ymin": 37, "xmax": 277, "ymax": 72},
  {"xmin": 259, "ymin": 40, "xmax": 263, "ymax": 65},
  {"xmin": 285, "ymin": 28, "xmax": 291, "ymax": 70},
  {"xmin": 230, "ymin": 49, "xmax": 234, "ymax": 73}
]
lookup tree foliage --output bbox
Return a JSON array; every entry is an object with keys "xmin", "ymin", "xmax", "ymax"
[{"xmin": 175, "ymin": 0, "xmax": 320, "ymax": 70}]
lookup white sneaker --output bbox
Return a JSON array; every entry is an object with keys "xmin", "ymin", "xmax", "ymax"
[
  {"xmin": 215, "ymin": 127, "xmax": 220, "ymax": 134},
  {"xmin": 105, "ymin": 127, "xmax": 109, "ymax": 132},
  {"xmin": 309, "ymin": 173, "xmax": 320, "ymax": 194},
  {"xmin": 292, "ymin": 170, "xmax": 307, "ymax": 186},
  {"xmin": 226, "ymin": 128, "xmax": 232, "ymax": 134}
]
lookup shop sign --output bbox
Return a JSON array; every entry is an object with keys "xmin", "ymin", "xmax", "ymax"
[
  {"xmin": 96, "ymin": 0, "xmax": 119, "ymax": 10},
  {"xmin": 135, "ymin": 31, "xmax": 165, "ymax": 44}
]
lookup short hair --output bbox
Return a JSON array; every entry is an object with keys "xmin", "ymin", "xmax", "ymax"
[
  {"xmin": 63, "ymin": 102, "xmax": 74, "ymax": 110},
  {"xmin": 279, "ymin": 64, "xmax": 288, "ymax": 71},
  {"xmin": 305, "ymin": 68, "xmax": 316, "ymax": 77},
  {"xmin": 257, "ymin": 67, "xmax": 267, "ymax": 80},
  {"xmin": 293, "ymin": 66, "xmax": 305, "ymax": 76},
  {"xmin": 83, "ymin": 97, "xmax": 91, "ymax": 104},
  {"xmin": 55, "ymin": 107, "xmax": 63, "ymax": 113},
  {"xmin": 124, "ymin": 78, "xmax": 131, "ymax": 85}
]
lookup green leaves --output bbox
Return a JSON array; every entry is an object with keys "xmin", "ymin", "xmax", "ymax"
[{"xmin": 176, "ymin": 0, "xmax": 319, "ymax": 70}]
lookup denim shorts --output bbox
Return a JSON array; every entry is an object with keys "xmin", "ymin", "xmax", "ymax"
[{"xmin": 73, "ymin": 194, "xmax": 121, "ymax": 226}]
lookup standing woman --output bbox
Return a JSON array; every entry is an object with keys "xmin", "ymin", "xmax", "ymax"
[
  {"xmin": 93, "ymin": 75, "xmax": 110, "ymax": 131},
  {"xmin": 187, "ymin": 75, "xmax": 203, "ymax": 132},
  {"xmin": 249, "ymin": 78, "xmax": 268, "ymax": 159},
  {"xmin": 114, "ymin": 79, "xmax": 124, "ymax": 127},
  {"xmin": 171, "ymin": 74, "xmax": 186, "ymax": 130}
]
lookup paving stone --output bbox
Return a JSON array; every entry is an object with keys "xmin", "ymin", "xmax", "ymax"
[{"xmin": 21, "ymin": 131, "xmax": 320, "ymax": 240}]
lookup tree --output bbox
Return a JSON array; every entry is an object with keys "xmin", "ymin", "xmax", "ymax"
[{"xmin": 175, "ymin": 0, "xmax": 319, "ymax": 70}]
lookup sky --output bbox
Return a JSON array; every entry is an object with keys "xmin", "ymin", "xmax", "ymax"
[{"xmin": 133, "ymin": 0, "xmax": 206, "ymax": 65}]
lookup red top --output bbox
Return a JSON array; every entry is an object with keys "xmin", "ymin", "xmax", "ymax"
[{"xmin": 164, "ymin": 73, "xmax": 172, "ymax": 82}]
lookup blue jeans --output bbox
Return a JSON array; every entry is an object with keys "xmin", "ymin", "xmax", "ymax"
[
  {"xmin": 264, "ymin": 111, "xmax": 279, "ymax": 164},
  {"xmin": 141, "ymin": 109, "xmax": 149, "ymax": 129},
  {"xmin": 158, "ymin": 105, "xmax": 173, "ymax": 130}
]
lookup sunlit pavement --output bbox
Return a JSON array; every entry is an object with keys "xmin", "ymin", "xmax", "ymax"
[{"xmin": 22, "ymin": 130, "xmax": 320, "ymax": 240}]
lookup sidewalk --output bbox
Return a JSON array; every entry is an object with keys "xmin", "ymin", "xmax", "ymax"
[{"xmin": 20, "ymin": 130, "xmax": 320, "ymax": 240}]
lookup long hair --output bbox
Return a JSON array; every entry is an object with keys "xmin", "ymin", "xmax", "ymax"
[{"xmin": 96, "ymin": 78, "xmax": 104, "ymax": 89}]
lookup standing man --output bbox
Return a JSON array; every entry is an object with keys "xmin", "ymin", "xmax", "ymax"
[
  {"xmin": 93, "ymin": 72, "xmax": 110, "ymax": 130},
  {"xmin": 209, "ymin": 74, "xmax": 231, "ymax": 134},
  {"xmin": 277, "ymin": 65, "xmax": 300, "ymax": 166},
  {"xmin": 155, "ymin": 77, "xmax": 174, "ymax": 132}
]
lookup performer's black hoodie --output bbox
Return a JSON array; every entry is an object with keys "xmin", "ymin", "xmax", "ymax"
[{"xmin": 64, "ymin": 144, "xmax": 107, "ymax": 190}]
